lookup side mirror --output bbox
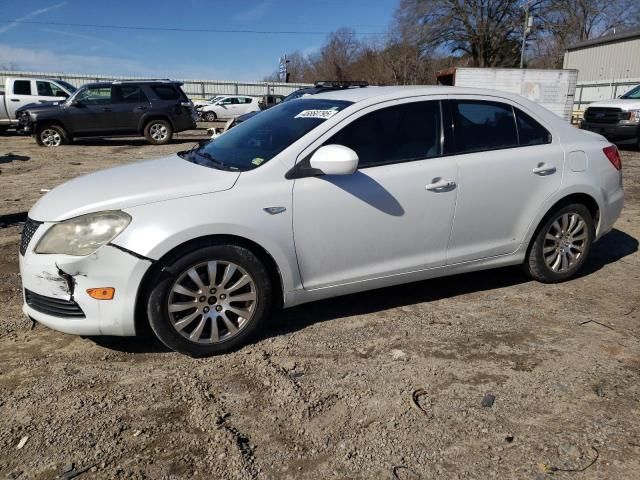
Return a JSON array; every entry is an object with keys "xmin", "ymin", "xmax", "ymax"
[{"xmin": 309, "ymin": 144, "xmax": 359, "ymax": 175}]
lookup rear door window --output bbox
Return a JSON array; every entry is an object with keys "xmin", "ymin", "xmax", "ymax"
[
  {"xmin": 13, "ymin": 80, "xmax": 32, "ymax": 95},
  {"xmin": 327, "ymin": 100, "xmax": 442, "ymax": 168},
  {"xmin": 452, "ymin": 100, "xmax": 518, "ymax": 154},
  {"xmin": 112, "ymin": 85, "xmax": 149, "ymax": 103}
]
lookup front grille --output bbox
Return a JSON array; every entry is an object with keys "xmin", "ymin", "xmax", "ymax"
[
  {"xmin": 584, "ymin": 107, "xmax": 627, "ymax": 124},
  {"xmin": 20, "ymin": 217, "xmax": 42, "ymax": 256},
  {"xmin": 17, "ymin": 111, "xmax": 31, "ymax": 127},
  {"xmin": 25, "ymin": 289, "xmax": 85, "ymax": 318},
  {"xmin": 20, "ymin": 218, "xmax": 42, "ymax": 256}
]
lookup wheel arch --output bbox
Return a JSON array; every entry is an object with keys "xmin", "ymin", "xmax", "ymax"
[
  {"xmin": 139, "ymin": 114, "xmax": 174, "ymax": 133},
  {"xmin": 134, "ymin": 234, "xmax": 285, "ymax": 336},
  {"xmin": 35, "ymin": 118, "xmax": 69, "ymax": 134},
  {"xmin": 524, "ymin": 191, "xmax": 601, "ymax": 257}
]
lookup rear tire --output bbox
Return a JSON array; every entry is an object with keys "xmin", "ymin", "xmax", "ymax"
[
  {"xmin": 144, "ymin": 119, "xmax": 173, "ymax": 145},
  {"xmin": 35, "ymin": 124, "xmax": 68, "ymax": 147},
  {"xmin": 205, "ymin": 111, "xmax": 217, "ymax": 122},
  {"xmin": 524, "ymin": 203, "xmax": 594, "ymax": 283},
  {"xmin": 146, "ymin": 244, "xmax": 272, "ymax": 357}
]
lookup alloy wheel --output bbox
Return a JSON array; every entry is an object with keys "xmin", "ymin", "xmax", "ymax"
[
  {"xmin": 149, "ymin": 123, "xmax": 168, "ymax": 141},
  {"xmin": 543, "ymin": 212, "xmax": 588, "ymax": 273},
  {"xmin": 41, "ymin": 128, "xmax": 62, "ymax": 147},
  {"xmin": 167, "ymin": 261, "xmax": 257, "ymax": 344}
]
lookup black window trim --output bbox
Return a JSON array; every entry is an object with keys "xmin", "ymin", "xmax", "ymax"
[{"xmin": 446, "ymin": 98, "xmax": 552, "ymax": 156}]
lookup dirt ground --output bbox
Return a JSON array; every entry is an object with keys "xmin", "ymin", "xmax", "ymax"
[{"xmin": 0, "ymin": 128, "xmax": 639, "ymax": 480}]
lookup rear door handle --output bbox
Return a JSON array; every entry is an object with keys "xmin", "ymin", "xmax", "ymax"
[
  {"xmin": 532, "ymin": 163, "xmax": 556, "ymax": 175},
  {"xmin": 426, "ymin": 178, "xmax": 456, "ymax": 191}
]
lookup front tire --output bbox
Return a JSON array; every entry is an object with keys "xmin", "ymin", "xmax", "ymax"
[
  {"xmin": 524, "ymin": 203, "xmax": 594, "ymax": 283},
  {"xmin": 146, "ymin": 244, "xmax": 272, "ymax": 357},
  {"xmin": 36, "ymin": 124, "xmax": 68, "ymax": 147},
  {"xmin": 144, "ymin": 119, "xmax": 173, "ymax": 145},
  {"xmin": 205, "ymin": 111, "xmax": 217, "ymax": 122}
]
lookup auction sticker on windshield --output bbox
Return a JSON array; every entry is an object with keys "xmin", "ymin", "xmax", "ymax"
[{"xmin": 294, "ymin": 109, "xmax": 339, "ymax": 120}]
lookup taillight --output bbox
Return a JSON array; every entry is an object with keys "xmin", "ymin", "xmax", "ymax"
[{"xmin": 603, "ymin": 145, "xmax": 622, "ymax": 170}]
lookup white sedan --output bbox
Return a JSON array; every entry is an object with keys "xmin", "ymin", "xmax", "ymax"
[
  {"xmin": 199, "ymin": 95, "xmax": 261, "ymax": 121},
  {"xmin": 19, "ymin": 86, "xmax": 624, "ymax": 356}
]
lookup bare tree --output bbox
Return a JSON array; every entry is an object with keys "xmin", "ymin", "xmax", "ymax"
[{"xmin": 395, "ymin": 0, "xmax": 537, "ymax": 67}]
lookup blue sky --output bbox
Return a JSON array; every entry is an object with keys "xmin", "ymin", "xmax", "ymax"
[{"xmin": 0, "ymin": 0, "xmax": 398, "ymax": 80}]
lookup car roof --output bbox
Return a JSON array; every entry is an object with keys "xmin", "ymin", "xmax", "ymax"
[
  {"xmin": 82, "ymin": 80, "xmax": 182, "ymax": 88},
  {"xmin": 312, "ymin": 85, "xmax": 570, "ymax": 131},
  {"xmin": 312, "ymin": 85, "xmax": 527, "ymax": 103}
]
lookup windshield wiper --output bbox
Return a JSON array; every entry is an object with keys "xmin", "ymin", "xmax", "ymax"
[
  {"xmin": 177, "ymin": 142, "xmax": 199, "ymax": 159},
  {"xmin": 194, "ymin": 149, "xmax": 240, "ymax": 171}
]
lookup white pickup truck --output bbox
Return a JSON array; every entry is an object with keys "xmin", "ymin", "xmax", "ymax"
[
  {"xmin": 581, "ymin": 84, "xmax": 640, "ymax": 148},
  {"xmin": 0, "ymin": 77, "xmax": 77, "ymax": 132}
]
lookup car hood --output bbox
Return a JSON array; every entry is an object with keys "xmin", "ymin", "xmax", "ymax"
[
  {"xmin": 587, "ymin": 99, "xmax": 640, "ymax": 110},
  {"xmin": 29, "ymin": 154, "xmax": 240, "ymax": 222},
  {"xmin": 17, "ymin": 101, "xmax": 65, "ymax": 115}
]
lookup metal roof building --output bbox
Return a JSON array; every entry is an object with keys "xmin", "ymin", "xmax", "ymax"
[{"xmin": 563, "ymin": 28, "xmax": 640, "ymax": 83}]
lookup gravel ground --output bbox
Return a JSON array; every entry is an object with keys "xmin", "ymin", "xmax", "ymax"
[{"xmin": 0, "ymin": 129, "xmax": 639, "ymax": 479}]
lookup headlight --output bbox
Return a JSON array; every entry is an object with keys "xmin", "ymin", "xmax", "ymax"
[
  {"xmin": 35, "ymin": 211, "xmax": 131, "ymax": 256},
  {"xmin": 629, "ymin": 110, "xmax": 640, "ymax": 123}
]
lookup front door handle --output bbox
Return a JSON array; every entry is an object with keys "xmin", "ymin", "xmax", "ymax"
[
  {"xmin": 10, "ymin": 98, "xmax": 20, "ymax": 102},
  {"xmin": 426, "ymin": 178, "xmax": 456, "ymax": 191},
  {"xmin": 134, "ymin": 106, "xmax": 148, "ymax": 111},
  {"xmin": 532, "ymin": 163, "xmax": 556, "ymax": 175}
]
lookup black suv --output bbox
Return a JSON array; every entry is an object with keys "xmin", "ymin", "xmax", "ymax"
[{"xmin": 17, "ymin": 80, "xmax": 196, "ymax": 146}]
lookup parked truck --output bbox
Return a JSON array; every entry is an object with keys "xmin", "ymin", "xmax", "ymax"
[
  {"xmin": 436, "ymin": 68, "xmax": 578, "ymax": 121},
  {"xmin": 580, "ymin": 84, "xmax": 640, "ymax": 149},
  {"xmin": 0, "ymin": 77, "xmax": 76, "ymax": 132}
]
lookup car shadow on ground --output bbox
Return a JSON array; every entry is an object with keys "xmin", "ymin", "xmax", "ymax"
[
  {"xmin": 89, "ymin": 228, "xmax": 638, "ymax": 355},
  {"xmin": 0, "ymin": 152, "xmax": 30, "ymax": 164},
  {"xmin": 0, "ymin": 211, "xmax": 27, "ymax": 227},
  {"xmin": 264, "ymin": 228, "xmax": 638, "ymax": 341}
]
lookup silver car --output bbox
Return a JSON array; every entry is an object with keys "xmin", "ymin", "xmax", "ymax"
[{"xmin": 19, "ymin": 86, "xmax": 624, "ymax": 356}]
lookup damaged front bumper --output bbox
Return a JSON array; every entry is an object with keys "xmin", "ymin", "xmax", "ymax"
[
  {"xmin": 16, "ymin": 111, "xmax": 34, "ymax": 135},
  {"xmin": 19, "ymin": 223, "xmax": 153, "ymax": 336}
]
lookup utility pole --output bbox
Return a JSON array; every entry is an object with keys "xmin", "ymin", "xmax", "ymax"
[{"xmin": 520, "ymin": 1, "xmax": 533, "ymax": 68}]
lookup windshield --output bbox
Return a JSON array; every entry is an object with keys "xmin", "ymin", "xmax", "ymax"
[
  {"xmin": 621, "ymin": 85, "xmax": 640, "ymax": 99},
  {"xmin": 180, "ymin": 98, "xmax": 352, "ymax": 171},
  {"xmin": 55, "ymin": 80, "xmax": 77, "ymax": 93},
  {"xmin": 282, "ymin": 89, "xmax": 313, "ymax": 102}
]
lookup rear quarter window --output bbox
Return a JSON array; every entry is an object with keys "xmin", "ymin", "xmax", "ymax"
[
  {"xmin": 13, "ymin": 80, "xmax": 32, "ymax": 95},
  {"xmin": 150, "ymin": 85, "xmax": 181, "ymax": 100},
  {"xmin": 515, "ymin": 108, "xmax": 551, "ymax": 146}
]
